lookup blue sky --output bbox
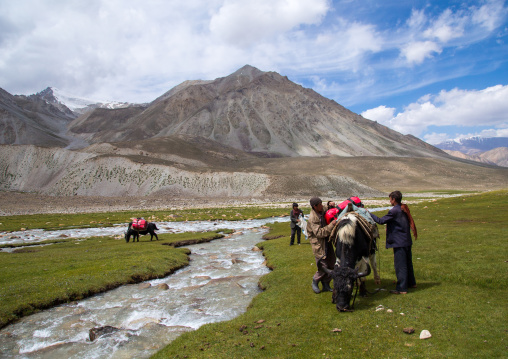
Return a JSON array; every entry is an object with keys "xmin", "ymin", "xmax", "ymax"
[{"xmin": 0, "ymin": 0, "xmax": 507, "ymax": 144}]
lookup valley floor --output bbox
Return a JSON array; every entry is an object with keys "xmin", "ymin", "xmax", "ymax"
[{"xmin": 0, "ymin": 190, "xmax": 469, "ymax": 216}]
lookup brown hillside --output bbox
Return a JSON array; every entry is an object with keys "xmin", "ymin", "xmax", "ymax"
[{"xmin": 67, "ymin": 65, "xmax": 445, "ymax": 158}]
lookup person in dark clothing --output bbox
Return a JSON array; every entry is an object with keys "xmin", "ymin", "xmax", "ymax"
[
  {"xmin": 370, "ymin": 191, "xmax": 418, "ymax": 294},
  {"xmin": 290, "ymin": 203, "xmax": 304, "ymax": 245}
]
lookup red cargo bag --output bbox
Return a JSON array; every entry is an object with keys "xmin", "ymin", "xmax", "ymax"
[{"xmin": 131, "ymin": 218, "xmax": 147, "ymax": 231}]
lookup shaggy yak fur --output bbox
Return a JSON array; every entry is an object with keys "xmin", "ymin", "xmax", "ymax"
[
  {"xmin": 330, "ymin": 213, "xmax": 372, "ymax": 312},
  {"xmin": 125, "ymin": 222, "xmax": 159, "ymax": 242}
]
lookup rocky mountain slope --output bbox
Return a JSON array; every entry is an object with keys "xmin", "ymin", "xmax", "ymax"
[
  {"xmin": 1, "ymin": 66, "xmax": 506, "ymax": 200},
  {"xmin": 443, "ymin": 150, "xmax": 495, "ymax": 165},
  {"xmin": 1, "ymin": 137, "xmax": 506, "ymax": 200},
  {"xmin": 0, "ymin": 88, "xmax": 76, "ymax": 147},
  {"xmin": 477, "ymin": 147, "xmax": 508, "ymax": 167},
  {"xmin": 67, "ymin": 65, "xmax": 443, "ymax": 158}
]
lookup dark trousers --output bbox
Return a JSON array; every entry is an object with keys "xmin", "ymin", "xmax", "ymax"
[
  {"xmin": 290, "ymin": 226, "xmax": 301, "ymax": 245},
  {"xmin": 393, "ymin": 246, "xmax": 416, "ymax": 292}
]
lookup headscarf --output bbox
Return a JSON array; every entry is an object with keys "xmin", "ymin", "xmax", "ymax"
[{"xmin": 401, "ymin": 203, "xmax": 417, "ymax": 240}]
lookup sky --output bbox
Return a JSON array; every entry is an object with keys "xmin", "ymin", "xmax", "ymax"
[{"xmin": 0, "ymin": 0, "xmax": 507, "ymax": 145}]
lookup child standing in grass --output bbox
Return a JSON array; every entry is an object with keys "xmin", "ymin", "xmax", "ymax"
[
  {"xmin": 370, "ymin": 191, "xmax": 418, "ymax": 294},
  {"xmin": 289, "ymin": 203, "xmax": 303, "ymax": 245}
]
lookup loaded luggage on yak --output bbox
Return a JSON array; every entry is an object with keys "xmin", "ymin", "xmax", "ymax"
[
  {"xmin": 131, "ymin": 218, "xmax": 148, "ymax": 231},
  {"xmin": 321, "ymin": 199, "xmax": 380, "ymax": 312},
  {"xmin": 125, "ymin": 218, "xmax": 159, "ymax": 243}
]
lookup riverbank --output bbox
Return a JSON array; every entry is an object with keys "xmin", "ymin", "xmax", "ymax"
[
  {"xmin": 0, "ymin": 231, "xmax": 227, "ymax": 329},
  {"xmin": 0, "ymin": 229, "xmax": 271, "ymax": 358},
  {"xmin": 153, "ymin": 190, "xmax": 508, "ymax": 358}
]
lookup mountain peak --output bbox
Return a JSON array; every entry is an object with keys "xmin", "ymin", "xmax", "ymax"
[
  {"xmin": 231, "ymin": 65, "xmax": 264, "ymax": 78},
  {"xmin": 32, "ymin": 87, "xmax": 58, "ymax": 103}
]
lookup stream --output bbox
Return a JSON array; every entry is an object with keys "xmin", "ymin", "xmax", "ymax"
[
  {"xmin": 0, "ymin": 207, "xmax": 392, "ymax": 358},
  {"xmin": 0, "ymin": 217, "xmax": 288, "ymax": 246},
  {"xmin": 0, "ymin": 226, "xmax": 273, "ymax": 358}
]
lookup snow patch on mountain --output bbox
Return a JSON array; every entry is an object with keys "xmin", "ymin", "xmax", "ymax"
[
  {"xmin": 435, "ymin": 136, "xmax": 508, "ymax": 154},
  {"xmin": 50, "ymin": 87, "xmax": 133, "ymax": 111}
]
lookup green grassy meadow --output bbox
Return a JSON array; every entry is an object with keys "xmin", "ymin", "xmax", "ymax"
[
  {"xmin": 153, "ymin": 190, "xmax": 508, "ymax": 358},
  {"xmin": 0, "ymin": 191, "xmax": 506, "ymax": 358}
]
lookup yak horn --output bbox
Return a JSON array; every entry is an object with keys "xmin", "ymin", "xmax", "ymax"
[
  {"xmin": 356, "ymin": 263, "xmax": 371, "ymax": 278},
  {"xmin": 321, "ymin": 266, "xmax": 333, "ymax": 275},
  {"xmin": 317, "ymin": 258, "xmax": 333, "ymax": 275}
]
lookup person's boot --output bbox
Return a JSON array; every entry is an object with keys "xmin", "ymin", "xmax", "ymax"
[
  {"xmin": 321, "ymin": 280, "xmax": 333, "ymax": 292},
  {"xmin": 312, "ymin": 279, "xmax": 321, "ymax": 294},
  {"xmin": 359, "ymin": 281, "xmax": 368, "ymax": 297}
]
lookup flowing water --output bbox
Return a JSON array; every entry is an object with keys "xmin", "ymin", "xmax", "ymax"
[
  {"xmin": 0, "ymin": 228, "xmax": 272, "ymax": 358},
  {"xmin": 0, "ymin": 207, "xmax": 392, "ymax": 358},
  {"xmin": 0, "ymin": 217, "xmax": 288, "ymax": 246}
]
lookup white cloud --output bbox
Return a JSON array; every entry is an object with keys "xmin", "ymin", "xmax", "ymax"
[
  {"xmin": 476, "ymin": 127, "xmax": 508, "ymax": 138},
  {"xmin": 361, "ymin": 105, "xmax": 395, "ymax": 124},
  {"xmin": 0, "ymin": 0, "xmax": 506, "ymax": 108},
  {"xmin": 209, "ymin": 0, "xmax": 329, "ymax": 47},
  {"xmin": 423, "ymin": 132, "xmax": 453, "ymax": 145},
  {"xmin": 400, "ymin": 41, "xmax": 442, "ymax": 65},
  {"xmin": 472, "ymin": 0, "xmax": 507, "ymax": 31},
  {"xmin": 364, "ymin": 85, "xmax": 508, "ymax": 141},
  {"xmin": 398, "ymin": 0, "xmax": 507, "ymax": 65},
  {"xmin": 423, "ymin": 9, "xmax": 465, "ymax": 42}
]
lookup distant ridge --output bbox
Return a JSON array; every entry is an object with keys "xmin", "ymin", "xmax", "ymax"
[
  {"xmin": 436, "ymin": 136, "xmax": 508, "ymax": 154},
  {"xmin": 436, "ymin": 136, "xmax": 508, "ymax": 167}
]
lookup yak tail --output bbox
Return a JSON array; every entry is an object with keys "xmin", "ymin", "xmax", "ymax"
[{"xmin": 337, "ymin": 214, "xmax": 357, "ymax": 246}]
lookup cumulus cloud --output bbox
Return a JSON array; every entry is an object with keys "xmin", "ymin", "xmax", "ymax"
[
  {"xmin": 361, "ymin": 106, "xmax": 395, "ymax": 124},
  {"xmin": 209, "ymin": 0, "xmax": 329, "ymax": 46},
  {"xmin": 0, "ymin": 0, "xmax": 506, "ymax": 109},
  {"xmin": 401, "ymin": 41, "xmax": 442, "ymax": 65},
  {"xmin": 423, "ymin": 9, "xmax": 465, "ymax": 42},
  {"xmin": 423, "ymin": 132, "xmax": 454, "ymax": 145},
  {"xmin": 364, "ymin": 85, "xmax": 508, "ymax": 143}
]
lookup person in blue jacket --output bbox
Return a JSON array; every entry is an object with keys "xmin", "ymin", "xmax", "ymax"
[{"xmin": 370, "ymin": 191, "xmax": 418, "ymax": 294}]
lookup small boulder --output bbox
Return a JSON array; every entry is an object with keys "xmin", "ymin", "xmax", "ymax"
[
  {"xmin": 403, "ymin": 327, "xmax": 415, "ymax": 334},
  {"xmin": 156, "ymin": 283, "xmax": 169, "ymax": 290},
  {"xmin": 420, "ymin": 330, "xmax": 432, "ymax": 339},
  {"xmin": 89, "ymin": 326, "xmax": 119, "ymax": 341}
]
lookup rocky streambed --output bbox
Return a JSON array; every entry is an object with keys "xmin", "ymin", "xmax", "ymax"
[{"xmin": 0, "ymin": 227, "xmax": 272, "ymax": 358}]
